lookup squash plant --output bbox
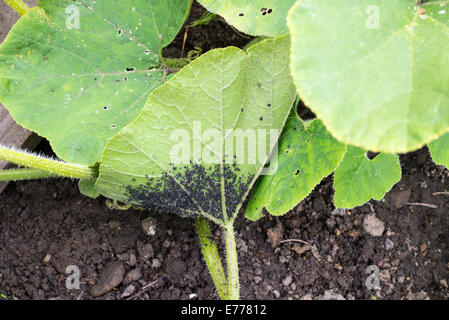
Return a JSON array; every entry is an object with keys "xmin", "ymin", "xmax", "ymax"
[{"xmin": 1, "ymin": 0, "xmax": 449, "ymax": 300}]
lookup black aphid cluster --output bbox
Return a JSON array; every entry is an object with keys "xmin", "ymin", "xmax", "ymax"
[{"xmin": 125, "ymin": 162, "xmax": 254, "ymax": 222}]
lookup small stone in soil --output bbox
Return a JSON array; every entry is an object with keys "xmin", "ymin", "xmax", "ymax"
[
  {"xmin": 189, "ymin": 293, "xmax": 198, "ymax": 299},
  {"xmin": 385, "ymin": 238, "xmax": 394, "ymax": 250},
  {"xmin": 117, "ymin": 252, "xmax": 129, "ymax": 261},
  {"xmin": 266, "ymin": 223, "xmax": 283, "ymax": 248},
  {"xmin": 165, "ymin": 258, "xmax": 187, "ymax": 276},
  {"xmin": 152, "ymin": 259, "xmax": 161, "ymax": 269},
  {"xmin": 317, "ymin": 290, "xmax": 346, "ymax": 300},
  {"xmin": 282, "ymin": 275, "xmax": 293, "ymax": 287},
  {"xmin": 137, "ymin": 242, "xmax": 154, "ymax": 260},
  {"xmin": 90, "ymin": 262, "xmax": 125, "ymax": 297},
  {"xmin": 108, "ymin": 220, "xmax": 120, "ymax": 230},
  {"xmin": 331, "ymin": 208, "xmax": 346, "ymax": 216},
  {"xmin": 141, "ymin": 217, "xmax": 157, "ymax": 236},
  {"xmin": 292, "ymin": 244, "xmax": 311, "ymax": 255},
  {"xmin": 121, "ymin": 284, "xmax": 136, "ymax": 298},
  {"xmin": 125, "ymin": 268, "xmax": 142, "ymax": 282},
  {"xmin": 362, "ymin": 214, "xmax": 385, "ymax": 237},
  {"xmin": 128, "ymin": 252, "xmax": 137, "ymax": 266}
]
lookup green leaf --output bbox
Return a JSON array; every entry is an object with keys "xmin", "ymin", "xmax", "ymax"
[
  {"xmin": 333, "ymin": 146, "xmax": 401, "ymax": 209},
  {"xmin": 198, "ymin": 0, "xmax": 296, "ymax": 37},
  {"xmin": 78, "ymin": 179, "xmax": 100, "ymax": 199},
  {"xmin": 95, "ymin": 36, "xmax": 296, "ymax": 225},
  {"xmin": 429, "ymin": 132, "xmax": 449, "ymax": 168},
  {"xmin": 288, "ymin": 0, "xmax": 449, "ymax": 153},
  {"xmin": 245, "ymin": 110, "xmax": 346, "ymax": 221},
  {"xmin": 0, "ymin": 0, "xmax": 191, "ymax": 165}
]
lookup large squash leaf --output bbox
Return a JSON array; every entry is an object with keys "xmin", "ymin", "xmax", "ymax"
[
  {"xmin": 333, "ymin": 146, "xmax": 401, "ymax": 209},
  {"xmin": 246, "ymin": 110, "xmax": 346, "ymax": 221},
  {"xmin": 288, "ymin": 0, "xmax": 449, "ymax": 153},
  {"xmin": 95, "ymin": 36, "xmax": 296, "ymax": 225},
  {"xmin": 198, "ymin": 0, "xmax": 296, "ymax": 37},
  {"xmin": 0, "ymin": 0, "xmax": 191, "ymax": 165}
]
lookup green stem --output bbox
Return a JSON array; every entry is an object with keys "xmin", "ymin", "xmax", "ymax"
[
  {"xmin": 162, "ymin": 48, "xmax": 202, "ymax": 71},
  {"xmin": 0, "ymin": 145, "xmax": 97, "ymax": 180},
  {"xmin": 5, "ymin": 0, "xmax": 30, "ymax": 16},
  {"xmin": 195, "ymin": 218, "xmax": 229, "ymax": 300},
  {"xmin": 0, "ymin": 168, "xmax": 56, "ymax": 181},
  {"xmin": 224, "ymin": 223, "xmax": 240, "ymax": 300}
]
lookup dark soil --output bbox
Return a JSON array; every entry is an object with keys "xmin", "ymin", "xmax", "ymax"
[{"xmin": 1, "ymin": 1, "xmax": 449, "ymax": 300}]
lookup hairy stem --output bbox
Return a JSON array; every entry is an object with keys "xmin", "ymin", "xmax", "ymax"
[
  {"xmin": 224, "ymin": 223, "xmax": 240, "ymax": 300},
  {"xmin": 0, "ymin": 145, "xmax": 97, "ymax": 180},
  {"xmin": 195, "ymin": 218, "xmax": 229, "ymax": 300},
  {"xmin": 5, "ymin": 0, "xmax": 30, "ymax": 16},
  {"xmin": 0, "ymin": 168, "xmax": 56, "ymax": 181}
]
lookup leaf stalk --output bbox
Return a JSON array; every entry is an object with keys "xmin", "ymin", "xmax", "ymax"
[
  {"xmin": 0, "ymin": 145, "xmax": 97, "ymax": 180},
  {"xmin": 196, "ymin": 218, "xmax": 240, "ymax": 300},
  {"xmin": 5, "ymin": 0, "xmax": 30, "ymax": 16},
  {"xmin": 195, "ymin": 218, "xmax": 229, "ymax": 300},
  {"xmin": 0, "ymin": 168, "xmax": 55, "ymax": 181},
  {"xmin": 224, "ymin": 222, "xmax": 240, "ymax": 300}
]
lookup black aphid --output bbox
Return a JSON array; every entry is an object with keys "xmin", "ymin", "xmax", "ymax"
[{"xmin": 125, "ymin": 163, "xmax": 254, "ymax": 222}]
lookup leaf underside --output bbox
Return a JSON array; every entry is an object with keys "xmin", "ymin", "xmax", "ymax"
[
  {"xmin": 95, "ymin": 36, "xmax": 297, "ymax": 225},
  {"xmin": 78, "ymin": 179, "xmax": 100, "ymax": 199},
  {"xmin": 198, "ymin": 0, "xmax": 296, "ymax": 37},
  {"xmin": 0, "ymin": 0, "xmax": 190, "ymax": 165},
  {"xmin": 246, "ymin": 110, "xmax": 346, "ymax": 221},
  {"xmin": 288, "ymin": 0, "xmax": 449, "ymax": 153},
  {"xmin": 333, "ymin": 146, "xmax": 402, "ymax": 209}
]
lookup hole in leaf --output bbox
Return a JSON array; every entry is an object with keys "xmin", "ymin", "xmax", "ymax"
[
  {"xmin": 296, "ymin": 100, "xmax": 316, "ymax": 121},
  {"xmin": 261, "ymin": 8, "xmax": 273, "ymax": 15},
  {"xmin": 366, "ymin": 151, "xmax": 379, "ymax": 160}
]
